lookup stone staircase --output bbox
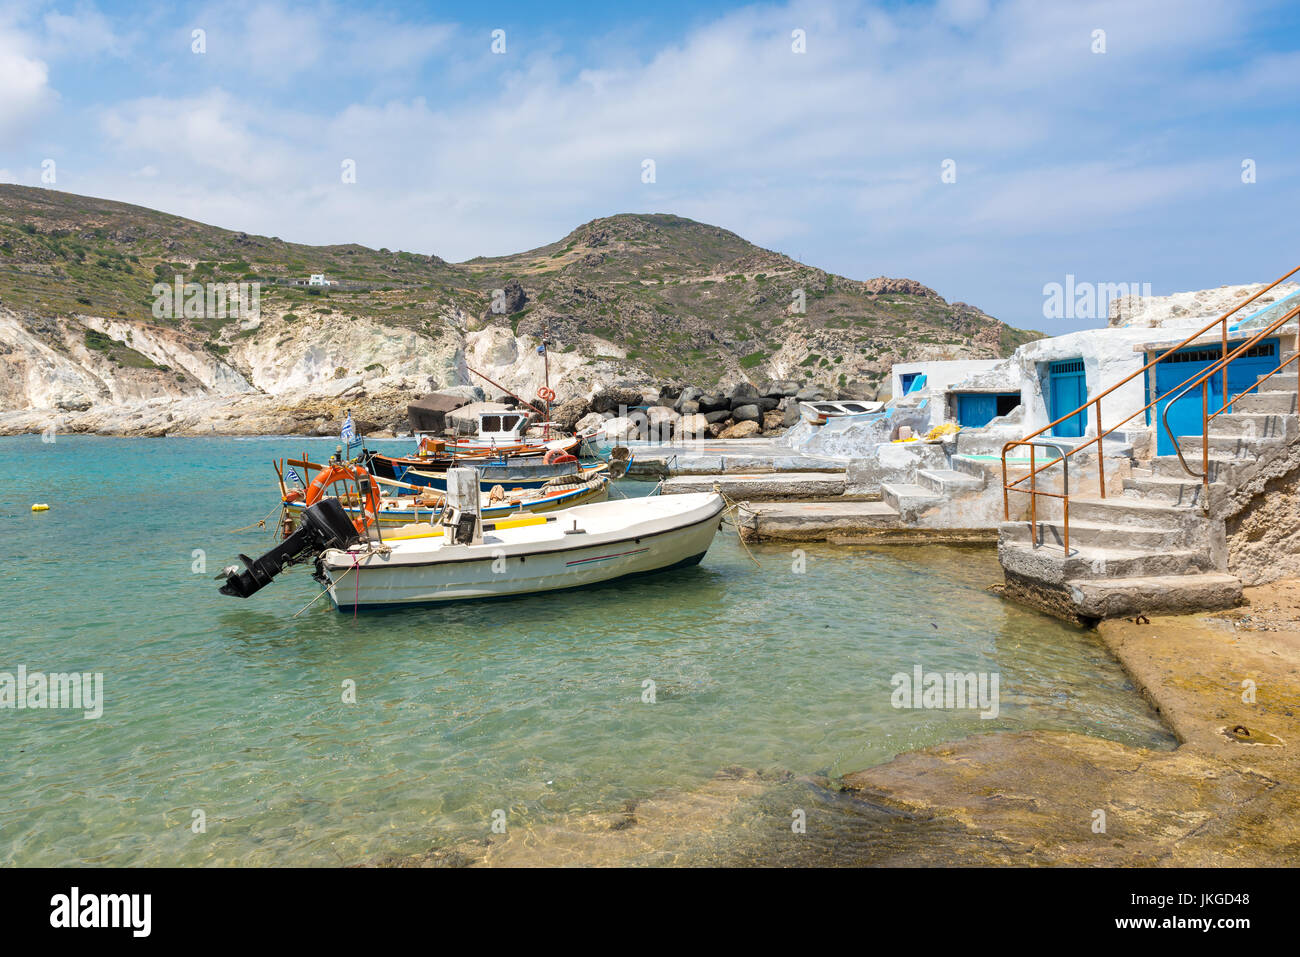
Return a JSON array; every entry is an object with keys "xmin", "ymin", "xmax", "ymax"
[{"xmin": 998, "ymin": 377, "xmax": 1300, "ymax": 623}]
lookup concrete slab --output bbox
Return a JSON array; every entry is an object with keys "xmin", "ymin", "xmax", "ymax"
[
  {"xmin": 737, "ymin": 500, "xmax": 898, "ymax": 542},
  {"xmin": 662, "ymin": 471, "xmax": 847, "ymax": 500}
]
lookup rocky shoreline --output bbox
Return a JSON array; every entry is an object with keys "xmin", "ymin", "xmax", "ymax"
[
  {"xmin": 0, "ymin": 376, "xmax": 850, "ymax": 440},
  {"xmin": 378, "ymin": 579, "xmax": 1300, "ymax": 866}
]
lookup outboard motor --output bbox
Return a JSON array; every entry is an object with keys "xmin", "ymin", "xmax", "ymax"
[
  {"xmin": 440, "ymin": 467, "xmax": 483, "ymax": 546},
  {"xmin": 218, "ymin": 498, "xmax": 361, "ymax": 598}
]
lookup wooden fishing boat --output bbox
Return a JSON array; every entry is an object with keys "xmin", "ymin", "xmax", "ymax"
[
  {"xmin": 218, "ymin": 468, "xmax": 725, "ymax": 611},
  {"xmin": 798, "ymin": 399, "xmax": 885, "ymax": 426},
  {"xmin": 363, "ymin": 447, "xmax": 589, "ymax": 490},
  {"xmin": 282, "ymin": 467, "xmax": 609, "ymax": 529}
]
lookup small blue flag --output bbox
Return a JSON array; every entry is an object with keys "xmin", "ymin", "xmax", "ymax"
[
  {"xmin": 287, "ymin": 467, "xmax": 304, "ymax": 488},
  {"xmin": 340, "ymin": 411, "xmax": 357, "ymax": 448}
]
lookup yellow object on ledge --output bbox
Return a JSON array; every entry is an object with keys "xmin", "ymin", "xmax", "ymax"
[
  {"xmin": 31, "ymin": 504, "xmax": 50, "ymax": 511},
  {"xmin": 925, "ymin": 423, "xmax": 962, "ymax": 441}
]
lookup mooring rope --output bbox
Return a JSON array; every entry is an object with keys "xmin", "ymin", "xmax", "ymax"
[{"xmin": 711, "ymin": 483, "xmax": 761, "ymax": 568}]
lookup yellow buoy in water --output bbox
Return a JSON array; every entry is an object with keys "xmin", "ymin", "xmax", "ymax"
[{"xmin": 31, "ymin": 503, "xmax": 50, "ymax": 511}]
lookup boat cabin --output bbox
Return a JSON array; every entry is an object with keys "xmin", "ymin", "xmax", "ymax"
[{"xmin": 477, "ymin": 411, "xmax": 529, "ymax": 443}]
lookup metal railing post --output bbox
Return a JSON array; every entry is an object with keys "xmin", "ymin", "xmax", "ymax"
[
  {"xmin": 1029, "ymin": 444, "xmax": 1037, "ymax": 544},
  {"xmin": 1202, "ymin": 384, "xmax": 1209, "ymax": 495},
  {"xmin": 1095, "ymin": 399, "xmax": 1105, "ymax": 498}
]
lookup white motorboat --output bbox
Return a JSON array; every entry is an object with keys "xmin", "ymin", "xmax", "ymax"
[
  {"xmin": 317, "ymin": 489, "xmax": 724, "ymax": 610},
  {"xmin": 218, "ymin": 468, "xmax": 725, "ymax": 612}
]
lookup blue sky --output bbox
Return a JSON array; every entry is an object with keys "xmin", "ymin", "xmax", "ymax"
[{"xmin": 2, "ymin": 0, "xmax": 1298, "ymax": 332}]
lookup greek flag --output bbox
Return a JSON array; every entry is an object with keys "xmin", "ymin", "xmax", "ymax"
[
  {"xmin": 287, "ymin": 467, "xmax": 304, "ymax": 488},
  {"xmin": 340, "ymin": 411, "xmax": 358, "ymax": 449}
]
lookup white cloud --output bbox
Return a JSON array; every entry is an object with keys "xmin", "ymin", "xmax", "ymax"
[{"xmin": 0, "ymin": 27, "xmax": 55, "ymax": 139}]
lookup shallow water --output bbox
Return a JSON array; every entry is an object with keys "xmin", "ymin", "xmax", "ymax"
[{"xmin": 0, "ymin": 435, "xmax": 1173, "ymax": 866}]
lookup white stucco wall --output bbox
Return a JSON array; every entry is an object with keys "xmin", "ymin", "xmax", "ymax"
[
  {"xmin": 894, "ymin": 328, "xmax": 1160, "ymax": 437},
  {"xmin": 890, "ymin": 359, "xmax": 1004, "ymax": 428}
]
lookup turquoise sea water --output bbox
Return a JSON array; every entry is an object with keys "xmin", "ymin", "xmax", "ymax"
[{"xmin": 0, "ymin": 435, "xmax": 1174, "ymax": 866}]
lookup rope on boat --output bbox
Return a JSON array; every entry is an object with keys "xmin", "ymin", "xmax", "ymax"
[
  {"xmin": 292, "ymin": 563, "xmax": 354, "ymax": 618},
  {"xmin": 228, "ymin": 502, "xmax": 283, "ymax": 534},
  {"xmin": 711, "ymin": 483, "xmax": 761, "ymax": 568}
]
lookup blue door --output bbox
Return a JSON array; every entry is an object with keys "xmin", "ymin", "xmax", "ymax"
[
  {"xmin": 955, "ymin": 393, "xmax": 996, "ymax": 427},
  {"xmin": 1049, "ymin": 359, "xmax": 1088, "ymax": 437},
  {"xmin": 1154, "ymin": 338, "xmax": 1279, "ymax": 455}
]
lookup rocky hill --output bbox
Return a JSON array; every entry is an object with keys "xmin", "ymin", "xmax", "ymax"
[{"xmin": 0, "ymin": 186, "xmax": 1040, "ymax": 435}]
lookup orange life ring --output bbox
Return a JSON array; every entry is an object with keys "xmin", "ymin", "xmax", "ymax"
[
  {"xmin": 543, "ymin": 449, "xmax": 578, "ymax": 465},
  {"xmin": 537, "ymin": 387, "xmax": 556, "ymax": 403},
  {"xmin": 302, "ymin": 463, "xmax": 381, "ymax": 533}
]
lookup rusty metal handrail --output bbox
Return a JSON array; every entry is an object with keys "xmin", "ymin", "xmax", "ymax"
[
  {"xmin": 1001, "ymin": 263, "xmax": 1300, "ymax": 549},
  {"xmin": 1000, "ymin": 440, "xmax": 1073, "ymax": 554},
  {"xmin": 1159, "ymin": 299, "xmax": 1300, "ymax": 484}
]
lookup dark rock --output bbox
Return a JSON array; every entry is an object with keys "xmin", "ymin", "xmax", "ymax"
[
  {"xmin": 754, "ymin": 396, "xmax": 780, "ymax": 413},
  {"xmin": 704, "ymin": 409, "xmax": 733, "ymax": 424},
  {"xmin": 678, "ymin": 400, "xmax": 700, "ymax": 415},
  {"xmin": 658, "ymin": 384, "xmax": 684, "ymax": 404},
  {"xmin": 697, "ymin": 393, "xmax": 729, "ymax": 413},
  {"xmin": 732, "ymin": 403, "xmax": 761, "ymax": 423},
  {"xmin": 502, "ymin": 280, "xmax": 527, "ymax": 313},
  {"xmin": 796, "ymin": 388, "xmax": 827, "ymax": 402},
  {"xmin": 762, "ymin": 379, "xmax": 799, "ymax": 398},
  {"xmin": 782, "ymin": 404, "xmax": 801, "ymax": 427},
  {"xmin": 729, "ymin": 381, "xmax": 760, "ymax": 402},
  {"xmin": 592, "ymin": 387, "xmax": 644, "ymax": 414}
]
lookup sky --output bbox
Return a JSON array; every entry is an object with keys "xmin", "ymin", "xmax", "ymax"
[{"xmin": 1, "ymin": 0, "xmax": 1298, "ymax": 333}]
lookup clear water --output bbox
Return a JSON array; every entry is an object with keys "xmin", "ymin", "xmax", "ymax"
[{"xmin": 0, "ymin": 436, "xmax": 1173, "ymax": 866}]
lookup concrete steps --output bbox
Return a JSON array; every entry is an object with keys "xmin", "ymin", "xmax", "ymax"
[
  {"xmin": 1001, "ymin": 518, "xmax": 1186, "ymax": 550},
  {"xmin": 917, "ymin": 468, "xmax": 984, "ymax": 495},
  {"xmin": 1207, "ymin": 412, "xmax": 1294, "ymax": 439},
  {"xmin": 1065, "ymin": 573, "xmax": 1243, "ymax": 619},
  {"xmin": 1121, "ymin": 474, "xmax": 1214, "ymax": 506},
  {"xmin": 1151, "ymin": 454, "xmax": 1235, "ymax": 481},
  {"xmin": 1233, "ymin": 391, "xmax": 1297, "ymax": 414},
  {"xmin": 1176, "ymin": 433, "xmax": 1282, "ymax": 457},
  {"xmin": 881, "ymin": 482, "xmax": 940, "ymax": 515},
  {"xmin": 998, "ymin": 538, "xmax": 1214, "ymax": 584},
  {"xmin": 995, "ymin": 384, "xmax": 1298, "ymax": 622}
]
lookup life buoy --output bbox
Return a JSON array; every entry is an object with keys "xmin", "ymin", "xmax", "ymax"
[
  {"xmin": 543, "ymin": 449, "xmax": 578, "ymax": 465},
  {"xmin": 537, "ymin": 386, "xmax": 556, "ymax": 403},
  {"xmin": 283, "ymin": 488, "xmax": 304, "ymax": 503},
  {"xmin": 302, "ymin": 463, "xmax": 381, "ymax": 533}
]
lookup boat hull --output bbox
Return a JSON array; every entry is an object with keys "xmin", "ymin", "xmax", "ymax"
[{"xmin": 320, "ymin": 493, "xmax": 724, "ymax": 610}]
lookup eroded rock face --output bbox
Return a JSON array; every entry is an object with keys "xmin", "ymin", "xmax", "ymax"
[
  {"xmin": 549, "ymin": 396, "xmax": 591, "ymax": 431},
  {"xmin": 860, "ymin": 276, "xmax": 937, "ymax": 297}
]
